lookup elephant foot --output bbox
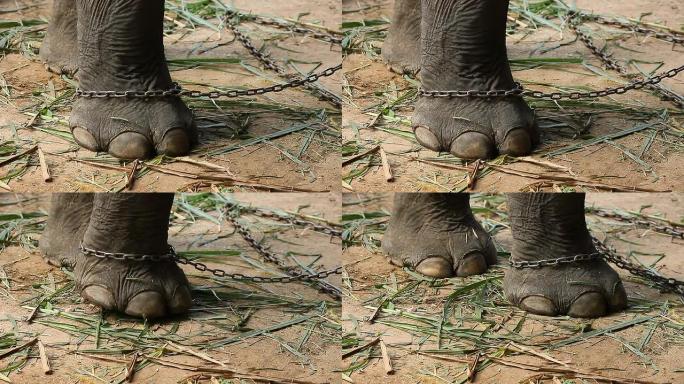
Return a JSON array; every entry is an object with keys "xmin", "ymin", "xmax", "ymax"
[
  {"xmin": 382, "ymin": 193, "xmax": 497, "ymax": 278},
  {"xmin": 70, "ymin": 97, "xmax": 196, "ymax": 160},
  {"xmin": 504, "ymin": 193, "xmax": 627, "ymax": 318},
  {"xmin": 71, "ymin": 0, "xmax": 196, "ymax": 159},
  {"xmin": 412, "ymin": 95, "xmax": 538, "ymax": 160},
  {"xmin": 505, "ymin": 260, "xmax": 627, "ymax": 318},
  {"xmin": 40, "ymin": 193, "xmax": 94, "ymax": 268},
  {"xmin": 382, "ymin": 0, "xmax": 421, "ymax": 75},
  {"xmin": 40, "ymin": 0, "xmax": 78, "ymax": 75},
  {"xmin": 74, "ymin": 194, "xmax": 192, "ymax": 318}
]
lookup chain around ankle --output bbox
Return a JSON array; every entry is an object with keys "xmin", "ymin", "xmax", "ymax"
[
  {"xmin": 79, "ymin": 242, "xmax": 177, "ymax": 262},
  {"xmin": 509, "ymin": 252, "xmax": 602, "ymax": 269}
]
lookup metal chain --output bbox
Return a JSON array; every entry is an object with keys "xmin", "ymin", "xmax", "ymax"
[
  {"xmin": 224, "ymin": 11, "xmax": 343, "ymax": 44},
  {"xmin": 586, "ymin": 207, "xmax": 684, "ymax": 239},
  {"xmin": 509, "ymin": 252, "xmax": 602, "ymax": 269},
  {"xmin": 567, "ymin": 14, "xmax": 684, "ymax": 108},
  {"xmin": 226, "ymin": 20, "xmax": 342, "ymax": 107},
  {"xmin": 79, "ymin": 242, "xmax": 342, "ymax": 284},
  {"xmin": 577, "ymin": 12, "xmax": 684, "ymax": 45},
  {"xmin": 419, "ymin": 64, "xmax": 684, "ymax": 101},
  {"xmin": 228, "ymin": 205, "xmax": 343, "ymax": 237},
  {"xmin": 75, "ymin": 64, "xmax": 341, "ymax": 99},
  {"xmin": 225, "ymin": 214, "xmax": 342, "ymax": 299}
]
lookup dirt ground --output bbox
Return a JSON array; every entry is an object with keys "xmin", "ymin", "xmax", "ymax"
[
  {"xmin": 342, "ymin": 192, "xmax": 684, "ymax": 383},
  {"xmin": 0, "ymin": 192, "xmax": 341, "ymax": 383},
  {"xmin": 0, "ymin": 0, "xmax": 341, "ymax": 192},
  {"xmin": 341, "ymin": 0, "xmax": 684, "ymax": 192}
]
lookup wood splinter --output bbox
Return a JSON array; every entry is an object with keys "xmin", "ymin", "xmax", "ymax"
[
  {"xmin": 379, "ymin": 147, "xmax": 394, "ymax": 182},
  {"xmin": 37, "ymin": 148, "xmax": 52, "ymax": 182},
  {"xmin": 379, "ymin": 339, "xmax": 394, "ymax": 374},
  {"xmin": 37, "ymin": 340, "xmax": 52, "ymax": 374},
  {"xmin": 125, "ymin": 352, "xmax": 140, "ymax": 382}
]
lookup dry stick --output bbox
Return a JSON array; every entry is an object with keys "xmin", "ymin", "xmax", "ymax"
[
  {"xmin": 379, "ymin": 147, "xmax": 394, "ymax": 182},
  {"xmin": 125, "ymin": 352, "xmax": 139, "ymax": 382},
  {"xmin": 379, "ymin": 339, "xmax": 393, "ymax": 374},
  {"xmin": 167, "ymin": 342, "xmax": 226, "ymax": 367},
  {"xmin": 37, "ymin": 148, "xmax": 51, "ymax": 182},
  {"xmin": 37, "ymin": 340, "xmax": 51, "ymax": 374},
  {"xmin": 415, "ymin": 159, "xmax": 668, "ymax": 192},
  {"xmin": 144, "ymin": 357, "xmax": 321, "ymax": 384},
  {"xmin": 466, "ymin": 352, "xmax": 481, "ymax": 383},
  {"xmin": 342, "ymin": 145, "xmax": 379, "ymax": 166},
  {"xmin": 0, "ymin": 338, "xmax": 37, "ymax": 359},
  {"xmin": 125, "ymin": 159, "xmax": 140, "ymax": 190},
  {"xmin": 508, "ymin": 342, "xmax": 569, "ymax": 367},
  {"xmin": 125, "ymin": 160, "xmax": 141, "ymax": 190},
  {"xmin": 342, "ymin": 337, "xmax": 380, "ymax": 359},
  {"xmin": 466, "ymin": 159, "xmax": 482, "ymax": 191},
  {"xmin": 0, "ymin": 145, "xmax": 38, "ymax": 168}
]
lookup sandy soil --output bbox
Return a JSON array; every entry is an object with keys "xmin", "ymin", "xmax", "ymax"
[
  {"xmin": 341, "ymin": 0, "xmax": 684, "ymax": 192},
  {"xmin": 0, "ymin": 0, "xmax": 341, "ymax": 193},
  {"xmin": 342, "ymin": 192, "xmax": 684, "ymax": 383},
  {"xmin": 0, "ymin": 192, "xmax": 341, "ymax": 383}
]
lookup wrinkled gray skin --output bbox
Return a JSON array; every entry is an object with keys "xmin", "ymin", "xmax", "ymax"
[
  {"xmin": 40, "ymin": 194, "xmax": 192, "ymax": 319},
  {"xmin": 383, "ymin": 193, "xmax": 627, "ymax": 318},
  {"xmin": 40, "ymin": 0, "xmax": 197, "ymax": 160},
  {"xmin": 382, "ymin": 0, "xmax": 539, "ymax": 160}
]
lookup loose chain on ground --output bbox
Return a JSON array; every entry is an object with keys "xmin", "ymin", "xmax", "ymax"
[
  {"xmin": 75, "ymin": 16, "xmax": 342, "ymax": 106},
  {"xmin": 224, "ymin": 11, "xmax": 344, "ymax": 44}
]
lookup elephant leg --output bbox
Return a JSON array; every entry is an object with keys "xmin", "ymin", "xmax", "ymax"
[
  {"xmin": 382, "ymin": 0, "xmax": 421, "ymax": 75},
  {"xmin": 40, "ymin": 193, "xmax": 94, "ymax": 268},
  {"xmin": 413, "ymin": 0, "xmax": 539, "ymax": 160},
  {"xmin": 40, "ymin": 0, "xmax": 78, "ymax": 75},
  {"xmin": 70, "ymin": 0, "xmax": 197, "ymax": 160},
  {"xmin": 504, "ymin": 193, "xmax": 627, "ymax": 318},
  {"xmin": 382, "ymin": 193, "xmax": 497, "ymax": 278},
  {"xmin": 75, "ymin": 193, "xmax": 192, "ymax": 318}
]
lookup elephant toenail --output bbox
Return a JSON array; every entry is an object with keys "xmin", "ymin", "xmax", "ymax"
[
  {"xmin": 108, "ymin": 132, "xmax": 153, "ymax": 160},
  {"xmin": 168, "ymin": 285, "xmax": 192, "ymax": 315},
  {"xmin": 520, "ymin": 295, "xmax": 557, "ymax": 316},
  {"xmin": 499, "ymin": 128, "xmax": 532, "ymax": 157},
  {"xmin": 455, "ymin": 252, "xmax": 488, "ymax": 277},
  {"xmin": 125, "ymin": 291, "xmax": 167, "ymax": 318},
  {"xmin": 72, "ymin": 127, "xmax": 99, "ymax": 152},
  {"xmin": 450, "ymin": 132, "xmax": 495, "ymax": 160},
  {"xmin": 81, "ymin": 285, "xmax": 116, "ymax": 310},
  {"xmin": 567, "ymin": 292, "xmax": 607, "ymax": 318},
  {"xmin": 414, "ymin": 126, "xmax": 441, "ymax": 152},
  {"xmin": 157, "ymin": 128, "xmax": 191, "ymax": 157},
  {"xmin": 415, "ymin": 257, "xmax": 454, "ymax": 278},
  {"xmin": 609, "ymin": 281, "xmax": 628, "ymax": 311}
]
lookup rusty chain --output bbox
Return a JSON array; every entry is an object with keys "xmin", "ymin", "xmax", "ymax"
[
  {"xmin": 75, "ymin": 18, "xmax": 342, "ymax": 106},
  {"xmin": 77, "ymin": 210, "xmax": 342, "ymax": 300},
  {"xmin": 511, "ymin": 210, "xmax": 684, "ymax": 296}
]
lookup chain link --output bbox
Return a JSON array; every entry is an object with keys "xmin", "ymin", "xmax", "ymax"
[
  {"xmin": 226, "ymin": 20, "xmax": 342, "ymax": 107},
  {"xmin": 586, "ymin": 207, "xmax": 684, "ymax": 239},
  {"xmin": 230, "ymin": 205, "xmax": 343, "ymax": 237},
  {"xmin": 510, "ymin": 252, "xmax": 602, "ymax": 269},
  {"xmin": 224, "ymin": 11, "xmax": 343, "ymax": 44},
  {"xmin": 577, "ymin": 12, "xmax": 684, "ymax": 45}
]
